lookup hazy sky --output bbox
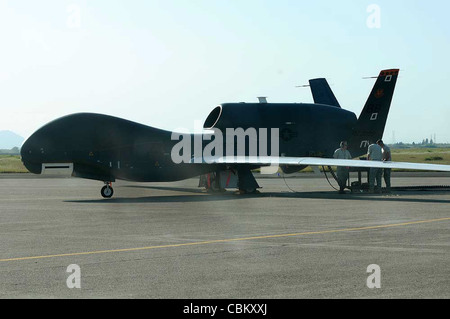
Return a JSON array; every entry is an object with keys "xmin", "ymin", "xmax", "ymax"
[{"xmin": 1, "ymin": 0, "xmax": 449, "ymax": 143}]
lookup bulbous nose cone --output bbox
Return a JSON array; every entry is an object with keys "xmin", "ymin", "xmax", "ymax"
[
  {"xmin": 20, "ymin": 115, "xmax": 72, "ymax": 174},
  {"xmin": 20, "ymin": 133, "xmax": 44, "ymax": 174}
]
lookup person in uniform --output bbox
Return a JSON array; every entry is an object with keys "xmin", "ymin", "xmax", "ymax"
[
  {"xmin": 333, "ymin": 141, "xmax": 352, "ymax": 194},
  {"xmin": 367, "ymin": 141, "xmax": 383, "ymax": 193},
  {"xmin": 377, "ymin": 139, "xmax": 391, "ymax": 193}
]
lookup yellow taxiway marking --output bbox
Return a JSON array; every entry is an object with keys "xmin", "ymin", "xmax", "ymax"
[{"xmin": 1, "ymin": 217, "xmax": 449, "ymax": 262}]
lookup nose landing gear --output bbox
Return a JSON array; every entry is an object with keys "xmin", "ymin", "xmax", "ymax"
[{"xmin": 101, "ymin": 182, "xmax": 114, "ymax": 198}]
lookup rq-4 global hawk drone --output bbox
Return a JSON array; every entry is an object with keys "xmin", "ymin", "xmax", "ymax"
[{"xmin": 20, "ymin": 69, "xmax": 450, "ymax": 197}]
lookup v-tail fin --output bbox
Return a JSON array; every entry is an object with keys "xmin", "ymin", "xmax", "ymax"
[
  {"xmin": 349, "ymin": 69, "xmax": 399, "ymax": 157},
  {"xmin": 309, "ymin": 78, "xmax": 341, "ymax": 108}
]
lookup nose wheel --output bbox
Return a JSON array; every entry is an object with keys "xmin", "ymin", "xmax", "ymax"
[{"xmin": 101, "ymin": 182, "xmax": 114, "ymax": 198}]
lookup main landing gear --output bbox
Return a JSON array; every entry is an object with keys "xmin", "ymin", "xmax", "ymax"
[
  {"xmin": 101, "ymin": 182, "xmax": 114, "ymax": 198},
  {"xmin": 199, "ymin": 167, "xmax": 261, "ymax": 194}
]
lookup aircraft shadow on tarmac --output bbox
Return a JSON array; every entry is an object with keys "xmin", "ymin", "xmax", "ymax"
[{"xmin": 64, "ymin": 185, "xmax": 450, "ymax": 204}]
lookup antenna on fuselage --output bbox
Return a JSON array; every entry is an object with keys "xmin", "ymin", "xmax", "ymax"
[{"xmin": 257, "ymin": 97, "xmax": 268, "ymax": 103}]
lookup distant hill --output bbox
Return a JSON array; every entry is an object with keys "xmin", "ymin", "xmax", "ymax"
[{"xmin": 0, "ymin": 131, "xmax": 24, "ymax": 149}]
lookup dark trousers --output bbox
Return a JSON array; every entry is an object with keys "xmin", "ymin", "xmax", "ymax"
[{"xmin": 383, "ymin": 168, "xmax": 391, "ymax": 190}]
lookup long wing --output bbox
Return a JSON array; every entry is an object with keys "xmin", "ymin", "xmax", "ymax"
[{"xmin": 192, "ymin": 156, "xmax": 450, "ymax": 172}]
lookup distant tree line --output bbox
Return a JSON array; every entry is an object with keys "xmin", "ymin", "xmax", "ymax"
[
  {"xmin": 0, "ymin": 147, "xmax": 20, "ymax": 155},
  {"xmin": 389, "ymin": 142, "xmax": 450, "ymax": 149}
]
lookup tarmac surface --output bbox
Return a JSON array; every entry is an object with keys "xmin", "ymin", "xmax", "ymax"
[{"xmin": 0, "ymin": 172, "xmax": 449, "ymax": 299}]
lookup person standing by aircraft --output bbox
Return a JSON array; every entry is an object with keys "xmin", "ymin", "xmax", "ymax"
[
  {"xmin": 377, "ymin": 139, "xmax": 391, "ymax": 193},
  {"xmin": 333, "ymin": 141, "xmax": 352, "ymax": 194},
  {"xmin": 367, "ymin": 142, "xmax": 383, "ymax": 193}
]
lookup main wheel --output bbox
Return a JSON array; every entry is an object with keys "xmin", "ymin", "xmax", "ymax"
[{"xmin": 101, "ymin": 185, "xmax": 114, "ymax": 198}]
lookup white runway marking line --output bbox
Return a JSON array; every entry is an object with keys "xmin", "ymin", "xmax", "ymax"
[{"xmin": 1, "ymin": 217, "xmax": 449, "ymax": 262}]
